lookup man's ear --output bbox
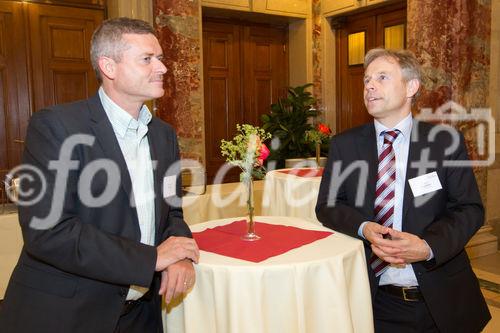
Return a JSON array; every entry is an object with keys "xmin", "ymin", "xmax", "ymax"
[
  {"xmin": 98, "ymin": 56, "xmax": 116, "ymax": 80},
  {"xmin": 406, "ymin": 78, "xmax": 420, "ymax": 99}
]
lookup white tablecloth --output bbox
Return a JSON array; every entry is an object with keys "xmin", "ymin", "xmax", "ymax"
[
  {"xmin": 0, "ymin": 182, "xmax": 265, "ymax": 299},
  {"xmin": 262, "ymin": 169, "xmax": 322, "ymax": 222},
  {"xmin": 0, "ymin": 213, "xmax": 23, "ymax": 299},
  {"xmin": 164, "ymin": 216, "xmax": 373, "ymax": 333},
  {"xmin": 183, "ymin": 181, "xmax": 264, "ymax": 225}
]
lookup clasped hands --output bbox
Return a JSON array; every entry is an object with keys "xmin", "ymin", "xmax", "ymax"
[
  {"xmin": 363, "ymin": 222, "xmax": 430, "ymax": 265},
  {"xmin": 155, "ymin": 236, "xmax": 200, "ymax": 304}
]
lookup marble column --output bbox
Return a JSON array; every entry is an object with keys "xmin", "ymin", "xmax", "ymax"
[
  {"xmin": 312, "ymin": 0, "xmax": 323, "ymax": 107},
  {"xmin": 408, "ymin": 0, "xmax": 497, "ymax": 257},
  {"xmin": 153, "ymin": 0, "xmax": 205, "ymax": 163},
  {"xmin": 310, "ymin": 0, "xmax": 337, "ymax": 132}
]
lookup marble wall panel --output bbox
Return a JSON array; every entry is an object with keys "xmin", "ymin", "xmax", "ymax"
[
  {"xmin": 408, "ymin": 0, "xmax": 491, "ymax": 203},
  {"xmin": 153, "ymin": 0, "xmax": 205, "ymax": 162}
]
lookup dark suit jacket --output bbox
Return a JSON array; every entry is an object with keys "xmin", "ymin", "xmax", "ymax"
[
  {"xmin": 316, "ymin": 120, "xmax": 490, "ymax": 332},
  {"xmin": 0, "ymin": 95, "xmax": 192, "ymax": 332}
]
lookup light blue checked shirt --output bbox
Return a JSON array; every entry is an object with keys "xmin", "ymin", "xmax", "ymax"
[{"xmin": 99, "ymin": 87, "xmax": 155, "ymax": 300}]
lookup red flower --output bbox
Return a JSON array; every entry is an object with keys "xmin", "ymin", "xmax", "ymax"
[
  {"xmin": 317, "ymin": 123, "xmax": 332, "ymax": 135},
  {"xmin": 257, "ymin": 143, "xmax": 270, "ymax": 165}
]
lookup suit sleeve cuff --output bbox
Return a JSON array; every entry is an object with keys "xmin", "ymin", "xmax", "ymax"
[
  {"xmin": 358, "ymin": 221, "xmax": 369, "ymax": 239},
  {"xmin": 423, "ymin": 240, "xmax": 434, "ymax": 261}
]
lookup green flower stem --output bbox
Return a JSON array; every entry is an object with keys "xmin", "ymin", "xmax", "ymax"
[
  {"xmin": 315, "ymin": 142, "xmax": 321, "ymax": 168},
  {"xmin": 246, "ymin": 178, "xmax": 255, "ymax": 234}
]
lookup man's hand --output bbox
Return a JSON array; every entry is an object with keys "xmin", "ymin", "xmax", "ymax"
[
  {"xmin": 159, "ymin": 259, "xmax": 195, "ymax": 304},
  {"xmin": 155, "ymin": 236, "xmax": 199, "ymax": 272},
  {"xmin": 362, "ymin": 221, "xmax": 391, "ymax": 243},
  {"xmin": 370, "ymin": 228, "xmax": 431, "ymax": 264}
]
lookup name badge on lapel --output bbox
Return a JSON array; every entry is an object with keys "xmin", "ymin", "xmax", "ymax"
[
  {"xmin": 163, "ymin": 175, "xmax": 177, "ymax": 198},
  {"xmin": 408, "ymin": 171, "xmax": 442, "ymax": 197}
]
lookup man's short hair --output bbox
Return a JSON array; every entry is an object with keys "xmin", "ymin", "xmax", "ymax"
[
  {"xmin": 90, "ymin": 17, "xmax": 155, "ymax": 81},
  {"xmin": 364, "ymin": 47, "xmax": 422, "ymax": 85}
]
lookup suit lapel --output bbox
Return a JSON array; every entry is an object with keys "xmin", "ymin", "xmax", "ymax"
[
  {"xmin": 146, "ymin": 125, "xmax": 162, "ymax": 234},
  {"xmin": 402, "ymin": 120, "xmax": 426, "ymax": 232},
  {"xmin": 357, "ymin": 124, "xmax": 379, "ymax": 219},
  {"xmin": 87, "ymin": 95, "xmax": 136, "ymax": 216}
]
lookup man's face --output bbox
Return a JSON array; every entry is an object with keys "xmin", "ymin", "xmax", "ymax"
[
  {"xmin": 112, "ymin": 33, "xmax": 167, "ymax": 103},
  {"xmin": 363, "ymin": 56, "xmax": 411, "ymax": 121}
]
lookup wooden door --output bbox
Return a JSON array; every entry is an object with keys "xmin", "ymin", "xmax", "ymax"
[
  {"xmin": 27, "ymin": 2, "xmax": 103, "ymax": 112},
  {"xmin": 242, "ymin": 25, "xmax": 288, "ymax": 125},
  {"xmin": 0, "ymin": 2, "xmax": 103, "ymax": 203},
  {"xmin": 203, "ymin": 21, "xmax": 243, "ymax": 183},
  {"xmin": 0, "ymin": 1, "xmax": 30, "ymax": 196},
  {"xmin": 335, "ymin": 4, "xmax": 406, "ymax": 132},
  {"xmin": 203, "ymin": 19, "xmax": 288, "ymax": 183}
]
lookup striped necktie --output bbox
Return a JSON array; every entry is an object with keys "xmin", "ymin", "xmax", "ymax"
[{"xmin": 369, "ymin": 130, "xmax": 400, "ymax": 277}]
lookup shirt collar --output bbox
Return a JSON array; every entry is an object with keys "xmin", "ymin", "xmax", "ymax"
[
  {"xmin": 374, "ymin": 113, "xmax": 413, "ymax": 140},
  {"xmin": 98, "ymin": 87, "xmax": 152, "ymax": 138}
]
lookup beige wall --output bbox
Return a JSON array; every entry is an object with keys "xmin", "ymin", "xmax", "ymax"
[
  {"xmin": 289, "ymin": 19, "xmax": 313, "ymax": 87},
  {"xmin": 106, "ymin": 0, "xmax": 153, "ymax": 23},
  {"xmin": 288, "ymin": 10, "xmax": 337, "ymax": 132},
  {"xmin": 320, "ymin": 15, "xmax": 336, "ymax": 133}
]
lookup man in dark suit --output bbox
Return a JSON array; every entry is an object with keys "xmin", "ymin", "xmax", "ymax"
[
  {"xmin": 0, "ymin": 17, "xmax": 199, "ymax": 332},
  {"xmin": 316, "ymin": 48, "xmax": 490, "ymax": 332}
]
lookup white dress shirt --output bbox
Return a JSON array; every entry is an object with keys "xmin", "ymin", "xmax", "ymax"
[{"xmin": 99, "ymin": 87, "xmax": 156, "ymax": 300}]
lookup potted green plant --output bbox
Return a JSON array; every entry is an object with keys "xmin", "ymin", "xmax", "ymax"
[{"xmin": 261, "ymin": 83, "xmax": 319, "ymax": 165}]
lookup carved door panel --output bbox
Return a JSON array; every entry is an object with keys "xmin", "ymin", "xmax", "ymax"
[
  {"xmin": 0, "ymin": 1, "xmax": 30, "ymax": 199},
  {"xmin": 27, "ymin": 2, "xmax": 103, "ymax": 111},
  {"xmin": 203, "ymin": 21, "xmax": 243, "ymax": 183},
  {"xmin": 203, "ymin": 19, "xmax": 288, "ymax": 183},
  {"xmin": 242, "ymin": 24, "xmax": 288, "ymax": 126},
  {"xmin": 0, "ymin": 1, "xmax": 103, "ymax": 203}
]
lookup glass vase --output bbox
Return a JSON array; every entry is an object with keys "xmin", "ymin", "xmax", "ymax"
[{"xmin": 241, "ymin": 178, "xmax": 260, "ymax": 241}]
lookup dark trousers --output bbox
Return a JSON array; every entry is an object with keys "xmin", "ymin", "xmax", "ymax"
[
  {"xmin": 373, "ymin": 288, "xmax": 439, "ymax": 333},
  {"xmin": 114, "ymin": 298, "xmax": 162, "ymax": 333}
]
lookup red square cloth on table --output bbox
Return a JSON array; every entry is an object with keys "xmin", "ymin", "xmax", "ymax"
[
  {"xmin": 278, "ymin": 168, "xmax": 324, "ymax": 177},
  {"xmin": 192, "ymin": 220, "xmax": 333, "ymax": 263}
]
